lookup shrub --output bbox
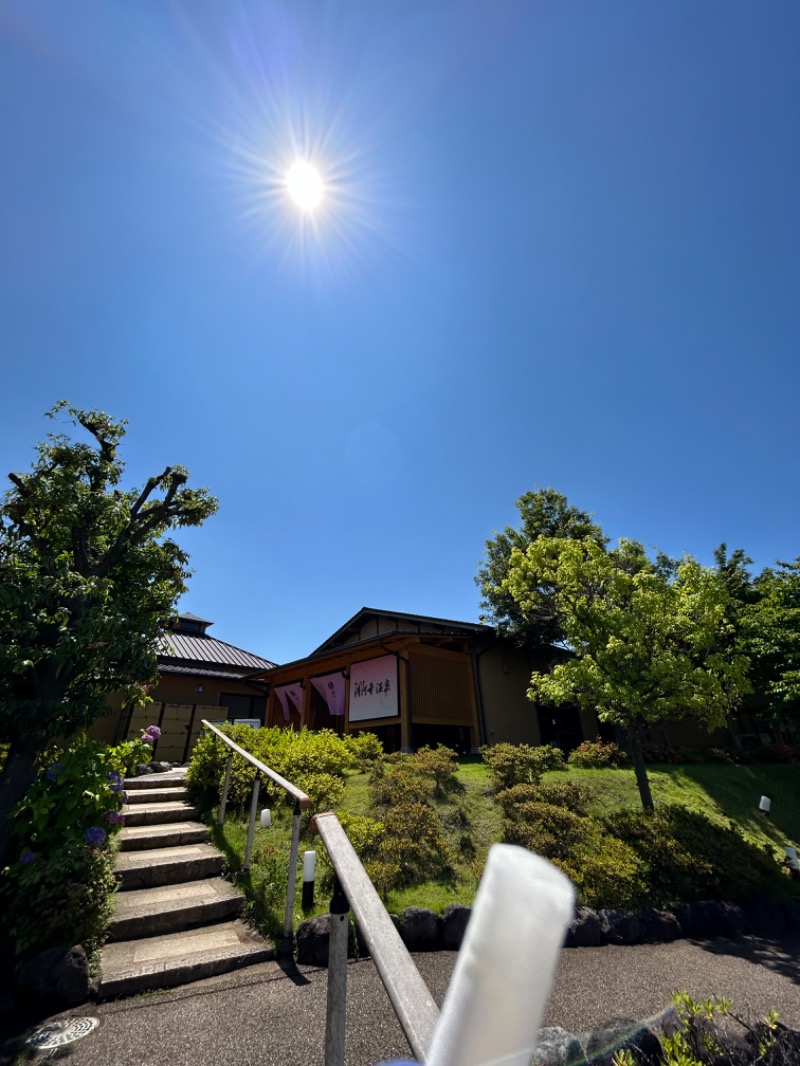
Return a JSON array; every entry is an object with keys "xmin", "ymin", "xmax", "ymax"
[
  {"xmin": 187, "ymin": 725, "xmax": 356, "ymax": 813},
  {"xmin": 2, "ymin": 732, "xmax": 136, "ymax": 959},
  {"xmin": 496, "ymin": 780, "xmax": 591, "ymax": 816},
  {"xmin": 559, "ymin": 832, "xmax": 647, "ymax": 910},
  {"xmin": 413, "ymin": 746, "xmax": 461, "ymax": 797},
  {"xmin": 503, "ymin": 802, "xmax": 588, "ymax": 861},
  {"xmin": 481, "ymin": 742, "xmax": 565, "ymax": 790},
  {"xmin": 371, "ymin": 801, "xmax": 455, "ymax": 892},
  {"xmin": 607, "ymin": 805, "xmax": 784, "ymax": 906},
  {"xmin": 567, "ymin": 738, "xmax": 628, "ymax": 769},
  {"xmin": 5, "ymin": 840, "xmax": 118, "ymax": 959},
  {"xmin": 343, "ymin": 732, "xmax": 384, "ymax": 771}
]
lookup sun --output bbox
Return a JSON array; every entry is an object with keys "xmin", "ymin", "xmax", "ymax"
[{"xmin": 286, "ymin": 160, "xmax": 324, "ymax": 212}]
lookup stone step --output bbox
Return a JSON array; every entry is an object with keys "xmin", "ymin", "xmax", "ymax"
[
  {"xmin": 122, "ymin": 801, "xmax": 199, "ymax": 827},
  {"xmin": 124, "ymin": 786, "xmax": 189, "ymax": 805},
  {"xmin": 108, "ymin": 878, "xmax": 244, "ymax": 940},
  {"xmin": 123, "ymin": 773, "xmax": 187, "ymax": 791},
  {"xmin": 118, "ymin": 821, "xmax": 209, "ymax": 851},
  {"xmin": 115, "ymin": 843, "xmax": 223, "ymax": 890},
  {"xmin": 98, "ymin": 920, "xmax": 274, "ymax": 1000}
]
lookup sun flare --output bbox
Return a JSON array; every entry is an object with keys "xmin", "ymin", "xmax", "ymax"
[{"xmin": 286, "ymin": 160, "xmax": 324, "ymax": 211}]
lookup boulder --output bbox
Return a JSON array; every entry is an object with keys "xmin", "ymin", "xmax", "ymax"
[
  {"xmin": 638, "ymin": 909, "xmax": 682, "ymax": 944},
  {"xmin": 296, "ymin": 914, "xmax": 359, "ymax": 965},
  {"xmin": 565, "ymin": 907, "xmax": 605, "ymax": 948},
  {"xmin": 16, "ymin": 944, "xmax": 90, "ymax": 1008},
  {"xmin": 134, "ymin": 764, "xmax": 153, "ymax": 776},
  {"xmin": 741, "ymin": 900, "xmax": 788, "ymax": 938},
  {"xmin": 675, "ymin": 900, "xmax": 743, "ymax": 939},
  {"xmin": 148, "ymin": 761, "xmax": 172, "ymax": 773},
  {"xmin": 599, "ymin": 909, "xmax": 643, "ymax": 945},
  {"xmin": 398, "ymin": 908, "xmax": 442, "ymax": 951},
  {"xmin": 440, "ymin": 904, "xmax": 471, "ymax": 950},
  {"xmin": 578, "ymin": 1019, "xmax": 663, "ymax": 1066},
  {"xmin": 532, "ymin": 1026, "xmax": 584, "ymax": 1066}
]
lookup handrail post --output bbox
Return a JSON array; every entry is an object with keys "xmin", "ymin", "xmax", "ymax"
[
  {"xmin": 283, "ymin": 799, "xmax": 302, "ymax": 937},
  {"xmin": 244, "ymin": 773, "xmax": 261, "ymax": 873},
  {"xmin": 324, "ymin": 875, "xmax": 350, "ymax": 1066},
  {"xmin": 219, "ymin": 752, "xmax": 234, "ymax": 826}
]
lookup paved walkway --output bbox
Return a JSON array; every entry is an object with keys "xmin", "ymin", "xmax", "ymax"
[{"xmin": 4, "ymin": 933, "xmax": 800, "ymax": 1066}]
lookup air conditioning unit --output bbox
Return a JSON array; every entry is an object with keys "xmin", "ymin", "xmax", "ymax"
[{"xmin": 233, "ymin": 718, "xmax": 261, "ymax": 729}]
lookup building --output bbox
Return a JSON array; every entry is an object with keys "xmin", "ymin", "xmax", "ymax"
[
  {"xmin": 250, "ymin": 607, "xmax": 593, "ymax": 752},
  {"xmin": 93, "ymin": 613, "xmax": 275, "ymax": 762}
]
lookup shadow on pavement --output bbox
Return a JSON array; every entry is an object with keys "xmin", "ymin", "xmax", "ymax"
[{"xmin": 692, "ymin": 932, "xmax": 800, "ymax": 988}]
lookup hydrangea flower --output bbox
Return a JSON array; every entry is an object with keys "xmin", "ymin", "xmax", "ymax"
[
  {"xmin": 144, "ymin": 725, "xmax": 162, "ymax": 740},
  {"xmin": 20, "ymin": 848, "xmax": 37, "ymax": 865},
  {"xmin": 142, "ymin": 734, "xmax": 154, "ymax": 744},
  {"xmin": 84, "ymin": 826, "xmax": 107, "ymax": 847},
  {"xmin": 45, "ymin": 761, "xmax": 64, "ymax": 782},
  {"xmin": 104, "ymin": 810, "xmax": 125, "ymax": 825}
]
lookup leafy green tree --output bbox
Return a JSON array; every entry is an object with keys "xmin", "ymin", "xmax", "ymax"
[
  {"xmin": 745, "ymin": 559, "xmax": 800, "ymax": 730},
  {"xmin": 476, "ymin": 488, "xmax": 606, "ymax": 647},
  {"xmin": 0, "ymin": 403, "xmax": 217, "ymax": 868},
  {"xmin": 504, "ymin": 537, "xmax": 750, "ymax": 810}
]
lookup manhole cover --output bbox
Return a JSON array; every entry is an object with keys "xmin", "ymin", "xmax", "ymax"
[{"xmin": 27, "ymin": 1017, "xmax": 99, "ymax": 1050}]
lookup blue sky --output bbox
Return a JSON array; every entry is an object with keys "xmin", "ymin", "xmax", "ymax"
[{"xmin": 2, "ymin": 1, "xmax": 799, "ymax": 665}]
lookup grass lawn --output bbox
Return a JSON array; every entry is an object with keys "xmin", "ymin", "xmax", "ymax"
[{"xmin": 209, "ymin": 758, "xmax": 800, "ymax": 938}]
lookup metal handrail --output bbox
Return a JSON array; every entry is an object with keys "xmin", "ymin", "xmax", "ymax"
[
  {"xmin": 201, "ymin": 719, "xmax": 311, "ymax": 939},
  {"xmin": 201, "ymin": 719, "xmax": 311, "ymax": 809},
  {"xmin": 313, "ymin": 811, "xmax": 440, "ymax": 1064}
]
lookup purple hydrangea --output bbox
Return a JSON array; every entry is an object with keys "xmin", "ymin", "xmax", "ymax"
[
  {"xmin": 144, "ymin": 725, "xmax": 161, "ymax": 740},
  {"xmin": 104, "ymin": 810, "xmax": 125, "ymax": 825},
  {"xmin": 20, "ymin": 848, "xmax": 37, "ymax": 865},
  {"xmin": 107, "ymin": 770, "xmax": 123, "ymax": 783},
  {"xmin": 84, "ymin": 826, "xmax": 107, "ymax": 847},
  {"xmin": 45, "ymin": 761, "xmax": 64, "ymax": 782},
  {"xmin": 142, "ymin": 734, "xmax": 154, "ymax": 744}
]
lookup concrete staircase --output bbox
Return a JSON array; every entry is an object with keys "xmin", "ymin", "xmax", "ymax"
[{"xmin": 98, "ymin": 769, "xmax": 274, "ymax": 1000}]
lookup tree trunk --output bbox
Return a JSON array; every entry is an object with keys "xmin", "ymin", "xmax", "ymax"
[
  {"xmin": 0, "ymin": 743, "xmax": 40, "ymax": 870},
  {"xmin": 627, "ymin": 726, "xmax": 654, "ymax": 812}
]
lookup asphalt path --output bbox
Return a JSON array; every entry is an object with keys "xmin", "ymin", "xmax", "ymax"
[{"xmin": 4, "ymin": 934, "xmax": 800, "ymax": 1066}]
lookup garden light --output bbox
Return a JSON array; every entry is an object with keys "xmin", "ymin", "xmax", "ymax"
[
  {"xmin": 759, "ymin": 795, "xmax": 771, "ymax": 816},
  {"xmin": 260, "ymin": 808, "xmax": 272, "ymax": 829},
  {"xmin": 302, "ymin": 849, "xmax": 316, "ymax": 909}
]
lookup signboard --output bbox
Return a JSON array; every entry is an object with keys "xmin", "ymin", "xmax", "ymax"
[{"xmin": 349, "ymin": 655, "xmax": 398, "ymax": 722}]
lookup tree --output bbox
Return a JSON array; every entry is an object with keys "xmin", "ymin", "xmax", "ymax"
[
  {"xmin": 476, "ymin": 488, "xmax": 606, "ymax": 648},
  {"xmin": 504, "ymin": 536, "xmax": 750, "ymax": 810},
  {"xmin": 0, "ymin": 403, "xmax": 218, "ymax": 868},
  {"xmin": 745, "ymin": 559, "xmax": 800, "ymax": 731}
]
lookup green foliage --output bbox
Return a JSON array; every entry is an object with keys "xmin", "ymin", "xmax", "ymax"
[
  {"xmin": 371, "ymin": 801, "xmax": 455, "ymax": 893},
  {"xmin": 746, "ymin": 558, "xmax": 800, "ymax": 728},
  {"xmin": 0, "ymin": 402, "xmax": 218, "ymax": 749},
  {"xmin": 342, "ymin": 731, "xmax": 384, "ymax": 771},
  {"xmin": 568, "ymin": 738, "xmax": 629, "ymax": 769},
  {"xmin": 187, "ymin": 725, "xmax": 357, "ymax": 812},
  {"xmin": 0, "ymin": 731, "xmax": 147, "ymax": 959},
  {"xmin": 481, "ymin": 742, "xmax": 565, "ymax": 790},
  {"xmin": 563, "ymin": 832, "xmax": 648, "ymax": 910},
  {"xmin": 496, "ymin": 780, "xmax": 591, "ymax": 815},
  {"xmin": 607, "ymin": 805, "xmax": 784, "ymax": 906},
  {"xmin": 476, "ymin": 487, "xmax": 607, "ymax": 645},
  {"xmin": 10, "ymin": 734, "xmax": 129, "ymax": 854},
  {"xmin": 506, "ymin": 536, "xmax": 751, "ymax": 809},
  {"xmin": 4, "ymin": 839, "xmax": 117, "ymax": 958}
]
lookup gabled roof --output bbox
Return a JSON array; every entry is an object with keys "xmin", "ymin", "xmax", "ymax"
[{"xmin": 311, "ymin": 606, "xmax": 491, "ymax": 656}]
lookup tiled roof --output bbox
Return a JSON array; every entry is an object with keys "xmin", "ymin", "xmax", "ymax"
[{"xmin": 158, "ymin": 631, "xmax": 276, "ymax": 672}]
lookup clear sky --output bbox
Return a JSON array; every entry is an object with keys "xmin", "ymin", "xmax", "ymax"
[{"xmin": 2, "ymin": 1, "xmax": 799, "ymax": 666}]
